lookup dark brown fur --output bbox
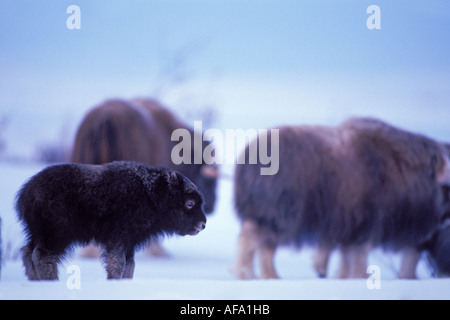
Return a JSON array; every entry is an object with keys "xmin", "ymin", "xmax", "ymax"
[
  {"xmin": 16, "ymin": 161, "xmax": 206, "ymax": 280},
  {"xmin": 233, "ymin": 117, "xmax": 450, "ymax": 279}
]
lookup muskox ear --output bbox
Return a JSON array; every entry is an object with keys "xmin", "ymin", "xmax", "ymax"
[
  {"xmin": 184, "ymin": 180, "xmax": 197, "ymax": 194},
  {"xmin": 164, "ymin": 170, "xmax": 179, "ymax": 188}
]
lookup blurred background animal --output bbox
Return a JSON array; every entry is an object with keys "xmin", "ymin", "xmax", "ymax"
[
  {"xmin": 72, "ymin": 98, "xmax": 218, "ymax": 257},
  {"xmin": 424, "ymin": 152, "xmax": 450, "ymax": 277},
  {"xmin": 16, "ymin": 161, "xmax": 207, "ymax": 280},
  {"xmin": 0, "ymin": 216, "xmax": 2, "ymax": 280},
  {"xmin": 232, "ymin": 117, "xmax": 450, "ymax": 280},
  {"xmin": 424, "ymin": 217, "xmax": 450, "ymax": 277}
]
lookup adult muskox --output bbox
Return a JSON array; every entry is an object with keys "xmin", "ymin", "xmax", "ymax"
[
  {"xmin": 16, "ymin": 161, "xmax": 206, "ymax": 280},
  {"xmin": 72, "ymin": 98, "xmax": 217, "ymax": 213},
  {"xmin": 424, "ymin": 147, "xmax": 450, "ymax": 277},
  {"xmin": 232, "ymin": 117, "xmax": 450, "ymax": 280},
  {"xmin": 72, "ymin": 98, "xmax": 218, "ymax": 256}
]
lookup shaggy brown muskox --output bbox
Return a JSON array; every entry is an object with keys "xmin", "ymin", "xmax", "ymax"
[
  {"xmin": 72, "ymin": 98, "xmax": 218, "ymax": 256},
  {"xmin": 232, "ymin": 117, "xmax": 450, "ymax": 279},
  {"xmin": 72, "ymin": 98, "xmax": 218, "ymax": 213},
  {"xmin": 16, "ymin": 161, "xmax": 206, "ymax": 280},
  {"xmin": 424, "ymin": 147, "xmax": 450, "ymax": 277}
]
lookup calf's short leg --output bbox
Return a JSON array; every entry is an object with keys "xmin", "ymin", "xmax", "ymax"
[
  {"xmin": 102, "ymin": 247, "xmax": 126, "ymax": 280},
  {"xmin": 31, "ymin": 246, "xmax": 60, "ymax": 280},
  {"xmin": 122, "ymin": 251, "xmax": 135, "ymax": 279},
  {"xmin": 22, "ymin": 241, "xmax": 38, "ymax": 280}
]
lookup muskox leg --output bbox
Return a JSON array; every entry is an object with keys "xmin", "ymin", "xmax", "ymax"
[
  {"xmin": 233, "ymin": 220, "xmax": 261, "ymax": 279},
  {"xmin": 102, "ymin": 247, "xmax": 126, "ymax": 280},
  {"xmin": 350, "ymin": 243, "xmax": 371, "ymax": 278},
  {"xmin": 31, "ymin": 246, "xmax": 60, "ymax": 280},
  {"xmin": 398, "ymin": 247, "xmax": 421, "ymax": 279},
  {"xmin": 313, "ymin": 245, "xmax": 332, "ymax": 278},
  {"xmin": 337, "ymin": 246, "xmax": 352, "ymax": 278},
  {"xmin": 258, "ymin": 241, "xmax": 279, "ymax": 279},
  {"xmin": 337, "ymin": 244, "xmax": 371, "ymax": 278},
  {"xmin": 122, "ymin": 250, "xmax": 135, "ymax": 279},
  {"xmin": 21, "ymin": 241, "xmax": 38, "ymax": 280}
]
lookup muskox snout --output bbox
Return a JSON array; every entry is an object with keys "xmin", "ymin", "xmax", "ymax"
[
  {"xmin": 197, "ymin": 221, "xmax": 206, "ymax": 231},
  {"xmin": 189, "ymin": 221, "xmax": 206, "ymax": 235},
  {"xmin": 195, "ymin": 221, "xmax": 206, "ymax": 232}
]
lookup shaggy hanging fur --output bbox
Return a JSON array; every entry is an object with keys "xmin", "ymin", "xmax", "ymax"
[{"xmin": 233, "ymin": 117, "xmax": 450, "ymax": 279}]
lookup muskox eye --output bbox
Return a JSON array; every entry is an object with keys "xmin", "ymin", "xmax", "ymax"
[{"xmin": 185, "ymin": 200, "xmax": 195, "ymax": 209}]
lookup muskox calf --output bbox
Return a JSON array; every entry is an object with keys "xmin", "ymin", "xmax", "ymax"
[
  {"xmin": 72, "ymin": 98, "xmax": 218, "ymax": 257},
  {"xmin": 16, "ymin": 161, "xmax": 206, "ymax": 280},
  {"xmin": 233, "ymin": 117, "xmax": 450, "ymax": 280}
]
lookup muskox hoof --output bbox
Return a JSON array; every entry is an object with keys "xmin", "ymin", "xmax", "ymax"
[{"xmin": 261, "ymin": 272, "xmax": 280, "ymax": 280}]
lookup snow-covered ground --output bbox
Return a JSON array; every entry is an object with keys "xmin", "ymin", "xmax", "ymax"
[
  {"xmin": 1, "ymin": 162, "xmax": 449, "ymax": 300},
  {"xmin": 1, "ymin": 0, "xmax": 449, "ymax": 302}
]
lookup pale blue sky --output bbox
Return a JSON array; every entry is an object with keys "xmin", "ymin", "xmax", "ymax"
[
  {"xmin": 0, "ymin": 1, "xmax": 449, "ymax": 158},
  {"xmin": 2, "ymin": 1, "xmax": 449, "ymax": 77}
]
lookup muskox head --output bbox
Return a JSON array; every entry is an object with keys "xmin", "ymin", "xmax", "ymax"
[
  {"xmin": 425, "ymin": 219, "xmax": 450, "ymax": 277},
  {"xmin": 176, "ymin": 163, "xmax": 218, "ymax": 215},
  {"xmin": 424, "ymin": 181, "xmax": 450, "ymax": 277},
  {"xmin": 162, "ymin": 170, "xmax": 207, "ymax": 236}
]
